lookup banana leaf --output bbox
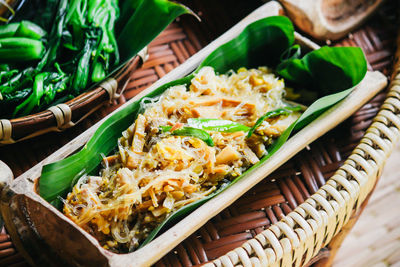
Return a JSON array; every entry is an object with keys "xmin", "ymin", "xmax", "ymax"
[
  {"xmin": 116, "ymin": 0, "xmax": 193, "ymax": 69},
  {"xmin": 39, "ymin": 16, "xmax": 367, "ymax": 247},
  {"xmin": 276, "ymin": 45, "xmax": 367, "ymax": 96}
]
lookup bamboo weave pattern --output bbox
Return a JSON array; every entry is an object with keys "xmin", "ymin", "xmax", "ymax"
[{"xmin": 0, "ymin": 1, "xmax": 397, "ymax": 266}]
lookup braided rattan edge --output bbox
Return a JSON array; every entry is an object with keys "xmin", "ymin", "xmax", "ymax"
[{"xmin": 207, "ymin": 32, "xmax": 400, "ymax": 267}]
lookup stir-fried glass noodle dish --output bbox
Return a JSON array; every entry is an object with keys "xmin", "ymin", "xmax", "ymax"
[{"xmin": 63, "ymin": 66, "xmax": 303, "ymax": 252}]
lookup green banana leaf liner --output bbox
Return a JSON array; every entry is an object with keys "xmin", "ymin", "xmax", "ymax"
[{"xmin": 39, "ymin": 16, "xmax": 367, "ymax": 249}]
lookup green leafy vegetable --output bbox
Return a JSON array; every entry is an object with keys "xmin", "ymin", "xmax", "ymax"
[
  {"xmin": 247, "ymin": 106, "xmax": 302, "ymax": 138},
  {"xmin": 0, "ymin": 88, "xmax": 31, "ymax": 114},
  {"xmin": 160, "ymin": 125, "xmax": 215, "ymax": 146},
  {"xmin": 171, "ymin": 127, "xmax": 215, "ymax": 147},
  {"xmin": 36, "ymin": 0, "xmax": 68, "ymax": 72},
  {"xmin": 39, "ymin": 16, "xmax": 367, "ymax": 246},
  {"xmin": 0, "ymin": 0, "xmax": 192, "ymax": 118},
  {"xmin": 0, "ymin": 37, "xmax": 45, "ymax": 63},
  {"xmin": 13, "ymin": 72, "xmax": 47, "ymax": 116},
  {"xmin": 187, "ymin": 118, "xmax": 250, "ymax": 133},
  {"xmin": 0, "ymin": 20, "xmax": 46, "ymax": 39},
  {"xmin": 0, "ymin": 22, "xmax": 18, "ymax": 35},
  {"xmin": 14, "ymin": 20, "xmax": 47, "ymax": 39},
  {"xmin": 160, "ymin": 125, "xmax": 173, "ymax": 132}
]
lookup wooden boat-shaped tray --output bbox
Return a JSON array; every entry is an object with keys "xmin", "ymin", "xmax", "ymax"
[{"xmin": 0, "ymin": 1, "xmax": 390, "ymax": 266}]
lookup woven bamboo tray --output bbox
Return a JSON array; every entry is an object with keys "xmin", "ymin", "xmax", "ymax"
[
  {"xmin": 0, "ymin": 2, "xmax": 151, "ymax": 145},
  {"xmin": 0, "ymin": 0, "xmax": 398, "ymax": 266}
]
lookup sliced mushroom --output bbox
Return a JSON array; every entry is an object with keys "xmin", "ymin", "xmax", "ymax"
[
  {"xmin": 258, "ymin": 112, "xmax": 300, "ymax": 137},
  {"xmin": 126, "ymin": 152, "xmax": 142, "ymax": 169},
  {"xmin": 216, "ymin": 145, "xmax": 240, "ymax": 165},
  {"xmin": 192, "ymin": 106, "xmax": 222, "ymax": 119},
  {"xmin": 243, "ymin": 145, "xmax": 260, "ymax": 164},
  {"xmin": 131, "ymin": 114, "xmax": 147, "ymax": 153},
  {"xmin": 190, "ymin": 96, "xmax": 222, "ymax": 107},
  {"xmin": 212, "ymin": 164, "xmax": 230, "ymax": 174}
]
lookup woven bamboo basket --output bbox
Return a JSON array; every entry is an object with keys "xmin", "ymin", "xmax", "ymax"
[
  {"xmin": 0, "ymin": 53, "xmax": 146, "ymax": 145},
  {"xmin": 0, "ymin": 0, "xmax": 398, "ymax": 266},
  {"xmin": 0, "ymin": 0, "xmax": 153, "ymax": 145}
]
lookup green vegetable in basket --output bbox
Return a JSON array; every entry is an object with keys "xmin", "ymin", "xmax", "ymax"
[
  {"xmin": 0, "ymin": 88, "xmax": 31, "ymax": 114},
  {"xmin": 0, "ymin": 37, "xmax": 45, "ymax": 63},
  {"xmin": 13, "ymin": 68, "xmax": 69, "ymax": 116},
  {"xmin": 36, "ymin": 0, "xmax": 68, "ymax": 72},
  {"xmin": 0, "ymin": 20, "xmax": 46, "ymax": 39},
  {"xmin": 0, "ymin": 67, "xmax": 35, "ymax": 96},
  {"xmin": 14, "ymin": 20, "xmax": 46, "ymax": 39},
  {"xmin": 0, "ymin": 20, "xmax": 47, "ymax": 65},
  {"xmin": 70, "ymin": 33, "xmax": 99, "ymax": 94},
  {"xmin": 0, "ymin": 0, "xmax": 191, "ymax": 118}
]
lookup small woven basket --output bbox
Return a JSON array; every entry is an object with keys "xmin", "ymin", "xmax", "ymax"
[{"xmin": 0, "ymin": 51, "xmax": 146, "ymax": 145}]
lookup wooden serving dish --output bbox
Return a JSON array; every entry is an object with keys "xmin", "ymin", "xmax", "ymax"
[{"xmin": 0, "ymin": 2, "xmax": 388, "ymax": 267}]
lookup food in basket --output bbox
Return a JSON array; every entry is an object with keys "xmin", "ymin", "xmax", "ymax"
[
  {"xmin": 38, "ymin": 16, "xmax": 367, "ymax": 256},
  {"xmin": 62, "ymin": 66, "xmax": 303, "ymax": 252},
  {"xmin": 0, "ymin": 0, "xmax": 190, "ymax": 118},
  {"xmin": 0, "ymin": 0, "xmax": 120, "ymax": 117}
]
